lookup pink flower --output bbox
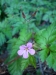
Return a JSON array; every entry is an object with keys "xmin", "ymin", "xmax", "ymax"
[{"xmin": 17, "ymin": 42, "xmax": 35, "ymax": 58}]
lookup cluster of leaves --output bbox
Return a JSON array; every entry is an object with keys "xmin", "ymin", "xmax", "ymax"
[
  {"xmin": 0, "ymin": 0, "xmax": 56, "ymax": 75},
  {"xmin": 0, "ymin": 20, "xmax": 12, "ymax": 54},
  {"xmin": 35, "ymin": 23, "xmax": 56, "ymax": 70}
]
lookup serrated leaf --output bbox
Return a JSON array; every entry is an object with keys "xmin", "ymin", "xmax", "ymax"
[
  {"xmin": 36, "ymin": 23, "xmax": 56, "ymax": 49},
  {"xmin": 8, "ymin": 57, "xmax": 23, "ymax": 75},
  {"xmin": 39, "ymin": 49, "xmax": 49, "ymax": 62},
  {"xmin": 8, "ymin": 27, "xmax": 32, "ymax": 58},
  {"xmin": 19, "ymin": 28, "xmax": 32, "ymax": 42},
  {"xmin": 46, "ymin": 53, "xmax": 54, "ymax": 68},
  {"xmin": 12, "ymin": 27, "xmax": 19, "ymax": 36},
  {"xmin": 46, "ymin": 52, "xmax": 56, "ymax": 71},
  {"xmin": 21, "ymin": 58, "xmax": 29, "ymax": 71},
  {"xmin": 53, "ymin": 60, "xmax": 56, "ymax": 71},
  {"xmin": 2, "ymin": 27, "xmax": 12, "ymax": 39},
  {"xmin": 29, "ymin": 55, "xmax": 36, "ymax": 68},
  {"xmin": 10, "ymin": 40, "xmax": 24, "ymax": 58},
  {"xmin": 50, "ymin": 42, "xmax": 56, "ymax": 52}
]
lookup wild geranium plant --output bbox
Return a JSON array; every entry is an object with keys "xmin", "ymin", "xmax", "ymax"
[
  {"xmin": 0, "ymin": 0, "xmax": 56, "ymax": 75},
  {"xmin": 6, "ymin": 23, "xmax": 56, "ymax": 75}
]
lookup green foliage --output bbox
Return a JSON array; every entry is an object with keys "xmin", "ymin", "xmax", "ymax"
[
  {"xmin": 35, "ymin": 23, "xmax": 56, "ymax": 49},
  {"xmin": 8, "ymin": 57, "xmax": 23, "ymax": 75},
  {"xmin": 7, "ymin": 27, "xmax": 33, "ymax": 75},
  {"xmin": 29, "ymin": 55, "xmax": 36, "ymax": 68},
  {"xmin": 43, "ymin": 10, "xmax": 56, "ymax": 23},
  {"xmin": 0, "ymin": 32, "xmax": 6, "ymax": 46},
  {"xmin": 0, "ymin": 21, "xmax": 12, "ymax": 46},
  {"xmin": 46, "ymin": 42, "xmax": 56, "ymax": 71},
  {"xmin": 39, "ymin": 49, "xmax": 49, "ymax": 62},
  {"xmin": 0, "ymin": 0, "xmax": 56, "ymax": 75},
  {"xmin": 8, "ymin": 55, "xmax": 36, "ymax": 75},
  {"xmin": 35, "ymin": 23, "xmax": 56, "ymax": 71},
  {"xmin": 8, "ymin": 26, "xmax": 32, "ymax": 58}
]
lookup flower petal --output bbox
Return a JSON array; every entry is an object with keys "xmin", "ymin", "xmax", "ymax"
[
  {"xmin": 19, "ymin": 45, "xmax": 26, "ymax": 50},
  {"xmin": 28, "ymin": 49, "xmax": 35, "ymax": 55},
  {"xmin": 17, "ymin": 50, "xmax": 24, "ymax": 56},
  {"xmin": 23, "ymin": 51, "xmax": 28, "ymax": 58},
  {"xmin": 27, "ymin": 42, "xmax": 32, "ymax": 48}
]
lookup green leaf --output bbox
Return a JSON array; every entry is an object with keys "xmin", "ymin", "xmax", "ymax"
[
  {"xmin": 8, "ymin": 57, "xmax": 23, "ymax": 75},
  {"xmin": 53, "ymin": 60, "xmax": 56, "ymax": 71},
  {"xmin": 50, "ymin": 42, "xmax": 56, "ymax": 52},
  {"xmin": 0, "ymin": 32, "xmax": 6, "ymax": 46},
  {"xmin": 39, "ymin": 49, "xmax": 49, "ymax": 62},
  {"xmin": 46, "ymin": 42, "xmax": 56, "ymax": 71},
  {"xmin": 29, "ymin": 55, "xmax": 36, "ymax": 68},
  {"xmin": 46, "ymin": 53, "xmax": 54, "ymax": 68},
  {"xmin": 9, "ymin": 27, "xmax": 32, "ymax": 58},
  {"xmin": 12, "ymin": 26, "xmax": 19, "ymax": 36},
  {"xmin": 46, "ymin": 52, "xmax": 56, "ymax": 71},
  {"xmin": 19, "ymin": 28, "xmax": 32, "ymax": 42},
  {"xmin": 36, "ymin": 23, "xmax": 56, "ymax": 49},
  {"xmin": 2, "ymin": 27, "xmax": 12, "ymax": 39},
  {"xmin": 8, "ymin": 57, "xmax": 29, "ymax": 75},
  {"xmin": 21, "ymin": 58, "xmax": 29, "ymax": 71},
  {"xmin": 10, "ymin": 40, "xmax": 24, "ymax": 58}
]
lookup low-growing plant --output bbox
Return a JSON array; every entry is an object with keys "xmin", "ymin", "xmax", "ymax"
[{"xmin": 0, "ymin": 0, "xmax": 56, "ymax": 75}]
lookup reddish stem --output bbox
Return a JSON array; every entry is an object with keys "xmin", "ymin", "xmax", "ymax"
[{"xmin": 7, "ymin": 56, "xmax": 19, "ymax": 65}]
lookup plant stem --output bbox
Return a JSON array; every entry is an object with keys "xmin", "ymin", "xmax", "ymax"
[
  {"xmin": 7, "ymin": 56, "xmax": 19, "ymax": 65},
  {"xmin": 38, "ymin": 56, "xmax": 44, "ymax": 75}
]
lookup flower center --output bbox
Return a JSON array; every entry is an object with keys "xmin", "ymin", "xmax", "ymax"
[{"xmin": 25, "ymin": 47, "xmax": 28, "ymax": 51}]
